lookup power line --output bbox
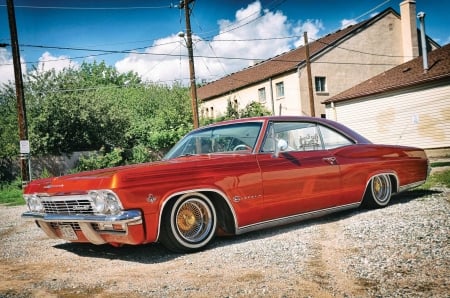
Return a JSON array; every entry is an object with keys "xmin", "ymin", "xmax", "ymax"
[
  {"xmin": 0, "ymin": 4, "xmax": 173, "ymax": 10},
  {"xmin": 192, "ymin": 0, "xmax": 287, "ymax": 40},
  {"xmin": 0, "ymin": 40, "xmax": 407, "ymax": 67}
]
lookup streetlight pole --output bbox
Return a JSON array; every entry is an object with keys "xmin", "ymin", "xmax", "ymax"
[
  {"xmin": 179, "ymin": 0, "xmax": 199, "ymax": 128},
  {"xmin": 6, "ymin": 0, "xmax": 30, "ymax": 186}
]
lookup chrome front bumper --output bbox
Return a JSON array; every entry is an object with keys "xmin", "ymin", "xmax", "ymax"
[{"xmin": 22, "ymin": 210, "xmax": 142, "ymax": 245}]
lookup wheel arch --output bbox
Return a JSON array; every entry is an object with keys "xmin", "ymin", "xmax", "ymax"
[
  {"xmin": 360, "ymin": 171, "xmax": 399, "ymax": 209},
  {"xmin": 156, "ymin": 188, "xmax": 238, "ymax": 242},
  {"xmin": 360, "ymin": 171, "xmax": 399, "ymax": 203},
  {"xmin": 388, "ymin": 174, "xmax": 399, "ymax": 194}
]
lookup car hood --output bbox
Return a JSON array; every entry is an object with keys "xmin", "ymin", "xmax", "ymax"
[{"xmin": 24, "ymin": 153, "xmax": 252, "ymax": 195}]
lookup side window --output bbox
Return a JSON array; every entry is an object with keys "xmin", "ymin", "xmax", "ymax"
[
  {"xmin": 261, "ymin": 122, "xmax": 323, "ymax": 152},
  {"xmin": 318, "ymin": 125, "xmax": 353, "ymax": 149},
  {"xmin": 261, "ymin": 122, "xmax": 354, "ymax": 153}
]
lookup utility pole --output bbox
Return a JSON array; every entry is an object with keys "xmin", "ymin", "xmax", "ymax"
[
  {"xmin": 179, "ymin": 0, "xmax": 199, "ymax": 128},
  {"xmin": 304, "ymin": 32, "xmax": 315, "ymax": 117},
  {"xmin": 6, "ymin": 0, "xmax": 30, "ymax": 186}
]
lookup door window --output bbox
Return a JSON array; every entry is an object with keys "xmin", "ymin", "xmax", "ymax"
[{"xmin": 261, "ymin": 121, "xmax": 353, "ymax": 152}]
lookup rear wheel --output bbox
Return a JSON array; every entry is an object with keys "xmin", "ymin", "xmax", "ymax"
[
  {"xmin": 160, "ymin": 193, "xmax": 216, "ymax": 253},
  {"xmin": 362, "ymin": 174, "xmax": 392, "ymax": 208}
]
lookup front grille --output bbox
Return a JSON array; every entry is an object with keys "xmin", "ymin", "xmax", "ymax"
[{"xmin": 41, "ymin": 197, "xmax": 94, "ymax": 215}]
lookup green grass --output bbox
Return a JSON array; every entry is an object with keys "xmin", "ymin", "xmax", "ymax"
[
  {"xmin": 0, "ymin": 178, "xmax": 25, "ymax": 206},
  {"xmin": 420, "ymin": 169, "xmax": 450, "ymax": 189}
]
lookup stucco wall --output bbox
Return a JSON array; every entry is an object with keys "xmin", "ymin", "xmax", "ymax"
[
  {"xmin": 199, "ymin": 72, "xmax": 301, "ymax": 118},
  {"xmin": 202, "ymin": 11, "xmax": 410, "ymax": 119},
  {"xmin": 299, "ymin": 13, "xmax": 405, "ymax": 117}
]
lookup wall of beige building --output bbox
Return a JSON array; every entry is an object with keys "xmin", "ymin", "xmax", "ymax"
[
  {"xmin": 199, "ymin": 72, "xmax": 302, "ymax": 118},
  {"xmin": 299, "ymin": 13, "xmax": 406, "ymax": 117},
  {"xmin": 325, "ymin": 82, "xmax": 450, "ymax": 150}
]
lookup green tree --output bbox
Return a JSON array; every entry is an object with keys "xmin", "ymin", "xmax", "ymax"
[
  {"xmin": 0, "ymin": 61, "xmax": 193, "ymax": 178},
  {"xmin": 0, "ymin": 84, "xmax": 20, "ymax": 183},
  {"xmin": 200, "ymin": 100, "xmax": 271, "ymax": 125},
  {"xmin": 125, "ymin": 83, "xmax": 192, "ymax": 158},
  {"xmin": 239, "ymin": 101, "xmax": 272, "ymax": 118},
  {"xmin": 25, "ymin": 62, "xmax": 140, "ymax": 155}
]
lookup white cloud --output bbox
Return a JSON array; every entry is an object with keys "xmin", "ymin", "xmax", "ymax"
[
  {"xmin": 115, "ymin": 34, "xmax": 188, "ymax": 83},
  {"xmin": 1, "ymin": 50, "xmax": 80, "ymax": 86},
  {"xmin": 0, "ymin": 48, "xmax": 28, "ymax": 85},
  {"xmin": 292, "ymin": 19, "xmax": 325, "ymax": 48},
  {"xmin": 341, "ymin": 18, "xmax": 357, "ymax": 29},
  {"xmin": 0, "ymin": 48, "xmax": 15, "ymax": 85},
  {"xmin": 115, "ymin": 0, "xmax": 325, "ymax": 85},
  {"xmin": 36, "ymin": 52, "xmax": 79, "ymax": 73}
]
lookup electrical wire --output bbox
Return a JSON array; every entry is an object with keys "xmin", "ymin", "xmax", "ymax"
[{"xmin": 0, "ymin": 4, "xmax": 173, "ymax": 10}]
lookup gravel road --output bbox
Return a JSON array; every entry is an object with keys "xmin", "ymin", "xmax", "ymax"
[{"xmin": 0, "ymin": 187, "xmax": 449, "ymax": 297}]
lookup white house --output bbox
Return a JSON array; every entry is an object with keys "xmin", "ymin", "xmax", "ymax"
[{"xmin": 323, "ymin": 44, "xmax": 450, "ymax": 152}]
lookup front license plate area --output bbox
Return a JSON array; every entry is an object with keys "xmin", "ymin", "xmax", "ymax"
[{"xmin": 59, "ymin": 224, "xmax": 78, "ymax": 240}]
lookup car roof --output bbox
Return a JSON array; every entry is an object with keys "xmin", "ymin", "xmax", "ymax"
[{"xmin": 197, "ymin": 116, "xmax": 372, "ymax": 144}]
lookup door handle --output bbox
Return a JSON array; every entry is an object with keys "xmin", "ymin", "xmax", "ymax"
[{"xmin": 323, "ymin": 157, "xmax": 337, "ymax": 165}]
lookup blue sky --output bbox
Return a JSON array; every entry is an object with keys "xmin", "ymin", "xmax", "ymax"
[{"xmin": 0, "ymin": 0, "xmax": 449, "ymax": 84}]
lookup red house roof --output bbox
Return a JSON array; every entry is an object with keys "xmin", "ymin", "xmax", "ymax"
[{"xmin": 323, "ymin": 43, "xmax": 450, "ymax": 104}]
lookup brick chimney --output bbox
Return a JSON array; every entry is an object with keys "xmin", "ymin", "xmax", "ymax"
[{"xmin": 400, "ymin": 0, "xmax": 419, "ymax": 62}]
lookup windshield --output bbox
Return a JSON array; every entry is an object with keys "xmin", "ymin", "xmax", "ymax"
[{"xmin": 164, "ymin": 122, "xmax": 263, "ymax": 159}]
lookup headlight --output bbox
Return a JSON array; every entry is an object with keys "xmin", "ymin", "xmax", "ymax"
[
  {"xmin": 25, "ymin": 194, "xmax": 44, "ymax": 212},
  {"xmin": 89, "ymin": 190, "xmax": 123, "ymax": 215}
]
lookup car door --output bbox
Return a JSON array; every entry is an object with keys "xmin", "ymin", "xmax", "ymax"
[{"xmin": 256, "ymin": 121, "xmax": 344, "ymax": 221}]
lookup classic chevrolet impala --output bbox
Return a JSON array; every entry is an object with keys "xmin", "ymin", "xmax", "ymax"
[{"xmin": 22, "ymin": 116, "xmax": 429, "ymax": 252}]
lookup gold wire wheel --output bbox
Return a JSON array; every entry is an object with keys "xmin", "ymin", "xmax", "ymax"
[
  {"xmin": 175, "ymin": 198, "xmax": 213, "ymax": 242},
  {"xmin": 371, "ymin": 175, "xmax": 392, "ymax": 205}
]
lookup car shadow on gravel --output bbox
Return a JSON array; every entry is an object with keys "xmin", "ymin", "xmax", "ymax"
[
  {"xmin": 53, "ymin": 189, "xmax": 443, "ymax": 263},
  {"xmin": 211, "ymin": 189, "xmax": 444, "ymax": 249}
]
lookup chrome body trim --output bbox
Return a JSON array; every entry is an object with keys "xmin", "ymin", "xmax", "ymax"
[
  {"xmin": 22, "ymin": 210, "xmax": 142, "ymax": 245},
  {"xmin": 79, "ymin": 222, "xmax": 107, "ymax": 244},
  {"xmin": 398, "ymin": 180, "xmax": 426, "ymax": 193},
  {"xmin": 22, "ymin": 209, "xmax": 142, "ymax": 225},
  {"xmin": 38, "ymin": 221, "xmax": 60, "ymax": 239},
  {"xmin": 236, "ymin": 202, "xmax": 360, "ymax": 235}
]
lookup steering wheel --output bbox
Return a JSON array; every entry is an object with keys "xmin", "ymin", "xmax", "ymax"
[{"xmin": 233, "ymin": 144, "xmax": 252, "ymax": 151}]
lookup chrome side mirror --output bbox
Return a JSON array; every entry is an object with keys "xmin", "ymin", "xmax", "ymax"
[{"xmin": 273, "ymin": 139, "xmax": 288, "ymax": 158}]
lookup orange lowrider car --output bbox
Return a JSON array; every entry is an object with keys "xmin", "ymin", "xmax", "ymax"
[{"xmin": 22, "ymin": 116, "xmax": 429, "ymax": 252}]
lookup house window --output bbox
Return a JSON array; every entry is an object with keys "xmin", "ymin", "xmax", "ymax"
[
  {"xmin": 258, "ymin": 87, "xmax": 266, "ymax": 102},
  {"xmin": 275, "ymin": 82, "xmax": 284, "ymax": 98},
  {"xmin": 315, "ymin": 77, "xmax": 326, "ymax": 92}
]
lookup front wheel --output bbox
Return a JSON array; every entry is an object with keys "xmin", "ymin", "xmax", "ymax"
[
  {"xmin": 362, "ymin": 174, "xmax": 392, "ymax": 209},
  {"xmin": 160, "ymin": 193, "xmax": 217, "ymax": 253}
]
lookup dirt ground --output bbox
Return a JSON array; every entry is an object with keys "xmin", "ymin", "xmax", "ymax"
[{"xmin": 0, "ymin": 188, "xmax": 449, "ymax": 297}]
